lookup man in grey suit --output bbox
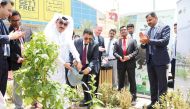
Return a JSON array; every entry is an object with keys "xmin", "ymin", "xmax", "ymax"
[
  {"xmin": 140, "ymin": 12, "xmax": 170, "ymax": 109},
  {"xmin": 73, "ymin": 29, "xmax": 99, "ymax": 106},
  {"xmin": 0, "ymin": 0, "xmax": 24, "ymax": 96},
  {"xmin": 93, "ymin": 25, "xmax": 105, "ymax": 93},
  {"xmin": 113, "ymin": 26, "xmax": 138, "ymax": 104}
]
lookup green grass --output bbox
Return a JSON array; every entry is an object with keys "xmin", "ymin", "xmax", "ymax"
[{"xmin": 176, "ymin": 67, "xmax": 190, "ymax": 79}]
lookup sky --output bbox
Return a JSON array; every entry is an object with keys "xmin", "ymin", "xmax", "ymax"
[{"xmin": 80, "ymin": 0, "xmax": 178, "ymax": 15}]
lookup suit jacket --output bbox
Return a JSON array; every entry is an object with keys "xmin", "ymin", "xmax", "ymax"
[
  {"xmin": 141, "ymin": 24, "xmax": 170, "ymax": 65},
  {"xmin": 8, "ymin": 26, "xmax": 23, "ymax": 71},
  {"xmin": 113, "ymin": 38, "xmax": 138, "ymax": 68},
  {"xmin": 73, "ymin": 38, "xmax": 99, "ymax": 74},
  {"xmin": 21, "ymin": 26, "xmax": 32, "ymax": 42},
  {"xmin": 93, "ymin": 35, "xmax": 105, "ymax": 62},
  {"xmin": 0, "ymin": 19, "xmax": 9, "ymax": 72}
]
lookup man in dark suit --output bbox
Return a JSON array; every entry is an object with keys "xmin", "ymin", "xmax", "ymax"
[
  {"xmin": 113, "ymin": 26, "xmax": 138, "ymax": 104},
  {"xmin": 74, "ymin": 29, "xmax": 99, "ymax": 106},
  {"xmin": 168, "ymin": 23, "xmax": 177, "ymax": 88},
  {"xmin": 8, "ymin": 10, "xmax": 31, "ymax": 109},
  {"xmin": 140, "ymin": 12, "xmax": 170, "ymax": 109},
  {"xmin": 93, "ymin": 25, "xmax": 105, "ymax": 92},
  {"xmin": 0, "ymin": 0, "xmax": 24, "ymax": 96}
]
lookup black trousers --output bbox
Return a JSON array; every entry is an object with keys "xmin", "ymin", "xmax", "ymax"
[
  {"xmin": 117, "ymin": 62, "xmax": 136, "ymax": 98},
  {"xmin": 81, "ymin": 63, "xmax": 98, "ymax": 102},
  {"xmin": 147, "ymin": 57, "xmax": 167, "ymax": 103},
  {"xmin": 0, "ymin": 58, "xmax": 8, "ymax": 96},
  {"xmin": 82, "ymin": 73, "xmax": 98, "ymax": 102},
  {"xmin": 171, "ymin": 58, "xmax": 176, "ymax": 78}
]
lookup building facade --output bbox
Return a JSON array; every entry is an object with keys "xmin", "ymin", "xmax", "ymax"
[{"xmin": 71, "ymin": 0, "xmax": 97, "ymax": 29}]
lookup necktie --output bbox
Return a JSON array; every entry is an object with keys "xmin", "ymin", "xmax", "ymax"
[
  {"xmin": 82, "ymin": 44, "xmax": 87, "ymax": 69},
  {"xmin": 130, "ymin": 33, "xmax": 133, "ymax": 39},
  {"xmin": 149, "ymin": 27, "xmax": 155, "ymax": 55},
  {"xmin": 174, "ymin": 38, "xmax": 177, "ymax": 57},
  {"xmin": 123, "ymin": 38, "xmax": 127, "ymax": 55},
  {"xmin": 98, "ymin": 36, "xmax": 101, "ymax": 45},
  {"xmin": 107, "ymin": 39, "xmax": 112, "ymax": 56},
  {"xmin": 19, "ymin": 38, "xmax": 24, "ymax": 56}
]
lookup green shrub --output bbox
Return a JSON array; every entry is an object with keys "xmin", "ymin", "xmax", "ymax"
[
  {"xmin": 14, "ymin": 32, "xmax": 67, "ymax": 109},
  {"xmin": 6, "ymin": 81, "xmax": 13, "ymax": 101},
  {"xmin": 99, "ymin": 84, "xmax": 132, "ymax": 108},
  {"xmin": 153, "ymin": 89, "xmax": 190, "ymax": 109}
]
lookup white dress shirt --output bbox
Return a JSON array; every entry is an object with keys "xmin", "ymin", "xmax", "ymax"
[
  {"xmin": 105, "ymin": 37, "xmax": 117, "ymax": 59},
  {"xmin": 93, "ymin": 33, "xmax": 99, "ymax": 44},
  {"xmin": 171, "ymin": 36, "xmax": 177, "ymax": 59}
]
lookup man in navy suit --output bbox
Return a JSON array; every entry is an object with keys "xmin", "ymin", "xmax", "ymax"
[
  {"xmin": 140, "ymin": 12, "xmax": 170, "ymax": 109},
  {"xmin": 73, "ymin": 29, "xmax": 99, "ymax": 106},
  {"xmin": 0, "ymin": 0, "xmax": 24, "ymax": 96}
]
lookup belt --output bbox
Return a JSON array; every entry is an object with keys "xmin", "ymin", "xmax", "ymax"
[
  {"xmin": 108, "ymin": 59, "xmax": 116, "ymax": 61},
  {"xmin": 0, "ymin": 56, "xmax": 8, "ymax": 60}
]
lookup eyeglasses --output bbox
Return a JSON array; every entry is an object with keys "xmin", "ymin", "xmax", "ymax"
[
  {"xmin": 84, "ymin": 37, "xmax": 92, "ymax": 41},
  {"xmin": 11, "ymin": 20, "xmax": 20, "ymax": 22},
  {"xmin": 120, "ymin": 28, "xmax": 127, "ymax": 32},
  {"xmin": 109, "ymin": 32, "xmax": 115, "ymax": 35},
  {"xmin": 58, "ymin": 21, "xmax": 68, "ymax": 26}
]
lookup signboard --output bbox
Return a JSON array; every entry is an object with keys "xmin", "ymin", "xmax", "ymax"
[
  {"xmin": 15, "ymin": 0, "xmax": 39, "ymax": 19},
  {"xmin": 43, "ymin": 0, "xmax": 65, "ymax": 21},
  {"xmin": 14, "ymin": 0, "xmax": 71, "ymax": 22}
]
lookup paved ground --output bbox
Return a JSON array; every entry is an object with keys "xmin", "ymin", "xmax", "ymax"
[
  {"xmin": 5, "ymin": 95, "xmax": 151, "ymax": 109},
  {"xmin": 132, "ymin": 94, "xmax": 151, "ymax": 109}
]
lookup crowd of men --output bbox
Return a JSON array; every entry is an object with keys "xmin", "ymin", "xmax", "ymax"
[{"xmin": 0, "ymin": 1, "xmax": 177, "ymax": 109}]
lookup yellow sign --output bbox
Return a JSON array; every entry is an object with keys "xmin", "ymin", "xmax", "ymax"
[
  {"xmin": 44, "ymin": 0, "xmax": 64, "ymax": 21},
  {"xmin": 14, "ymin": 0, "xmax": 71, "ymax": 22},
  {"xmin": 15, "ymin": 0, "xmax": 39, "ymax": 19}
]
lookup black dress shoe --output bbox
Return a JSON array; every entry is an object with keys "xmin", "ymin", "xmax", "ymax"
[
  {"xmin": 79, "ymin": 100, "xmax": 88, "ymax": 107},
  {"xmin": 146, "ymin": 103, "xmax": 154, "ymax": 109},
  {"xmin": 131, "ymin": 96, "xmax": 137, "ymax": 106}
]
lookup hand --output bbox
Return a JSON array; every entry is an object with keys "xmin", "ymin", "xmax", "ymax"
[
  {"xmin": 124, "ymin": 56, "xmax": 130, "ymax": 61},
  {"xmin": 17, "ymin": 57, "xmax": 24, "ymax": 63},
  {"xmin": 76, "ymin": 62, "xmax": 82, "ymax": 71},
  {"xmin": 9, "ymin": 31, "xmax": 25, "ymax": 40},
  {"xmin": 139, "ymin": 32, "xmax": 149, "ymax": 44},
  {"xmin": 8, "ymin": 70, "xmax": 13, "ymax": 80},
  {"xmin": 73, "ymin": 60, "xmax": 78, "ymax": 66},
  {"xmin": 99, "ymin": 46, "xmax": 105, "ymax": 52},
  {"xmin": 102, "ymin": 57, "xmax": 108, "ymax": 64},
  {"xmin": 119, "ymin": 57, "xmax": 125, "ymax": 62},
  {"xmin": 73, "ymin": 60, "xmax": 82, "ymax": 71},
  {"xmin": 82, "ymin": 68, "xmax": 90, "ymax": 75},
  {"xmin": 64, "ymin": 63, "xmax": 72, "ymax": 71},
  {"xmin": 140, "ymin": 38, "xmax": 149, "ymax": 44}
]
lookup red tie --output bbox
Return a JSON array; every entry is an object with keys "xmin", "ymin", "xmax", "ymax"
[
  {"xmin": 82, "ymin": 44, "xmax": 87, "ymax": 69},
  {"xmin": 123, "ymin": 38, "xmax": 127, "ymax": 56}
]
